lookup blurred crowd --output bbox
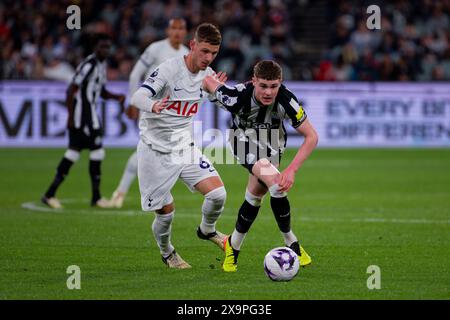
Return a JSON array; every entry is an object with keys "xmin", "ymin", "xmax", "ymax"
[
  {"xmin": 0, "ymin": 0, "xmax": 297, "ymax": 82},
  {"xmin": 317, "ymin": 0, "xmax": 450, "ymax": 81},
  {"xmin": 1, "ymin": 0, "xmax": 449, "ymax": 82}
]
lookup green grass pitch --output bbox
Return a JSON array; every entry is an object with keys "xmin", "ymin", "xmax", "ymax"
[{"xmin": 0, "ymin": 148, "xmax": 449, "ymax": 299}]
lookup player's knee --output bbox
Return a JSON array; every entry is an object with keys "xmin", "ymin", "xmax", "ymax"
[
  {"xmin": 268, "ymin": 184, "xmax": 287, "ymax": 198},
  {"xmin": 258, "ymin": 158, "xmax": 271, "ymax": 166},
  {"xmin": 245, "ymin": 189, "xmax": 264, "ymax": 207},
  {"xmin": 156, "ymin": 204, "xmax": 174, "ymax": 215},
  {"xmin": 156, "ymin": 194, "xmax": 174, "ymax": 214},
  {"xmin": 64, "ymin": 149, "xmax": 80, "ymax": 163},
  {"xmin": 204, "ymin": 186, "xmax": 227, "ymax": 209},
  {"xmin": 90, "ymin": 148, "xmax": 105, "ymax": 161}
]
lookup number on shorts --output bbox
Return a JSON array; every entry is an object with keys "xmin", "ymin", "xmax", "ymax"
[{"xmin": 199, "ymin": 158, "xmax": 211, "ymax": 169}]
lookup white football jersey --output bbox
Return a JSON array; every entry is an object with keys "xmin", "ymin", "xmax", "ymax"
[{"xmin": 138, "ymin": 56, "xmax": 215, "ymax": 153}]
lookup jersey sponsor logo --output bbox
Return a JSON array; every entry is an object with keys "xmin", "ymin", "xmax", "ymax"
[
  {"xmin": 166, "ymin": 101, "xmax": 199, "ymax": 117},
  {"xmin": 174, "ymin": 87, "xmax": 183, "ymax": 91},
  {"xmin": 240, "ymin": 119, "xmax": 280, "ymax": 129}
]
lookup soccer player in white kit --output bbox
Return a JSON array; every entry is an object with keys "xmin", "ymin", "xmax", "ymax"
[
  {"xmin": 130, "ymin": 23, "xmax": 227, "ymax": 269},
  {"xmin": 108, "ymin": 18, "xmax": 189, "ymax": 208}
]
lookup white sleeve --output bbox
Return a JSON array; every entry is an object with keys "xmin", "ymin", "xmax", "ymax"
[
  {"xmin": 128, "ymin": 60, "xmax": 148, "ymax": 100},
  {"xmin": 130, "ymin": 88, "xmax": 157, "ymax": 112},
  {"xmin": 139, "ymin": 63, "xmax": 169, "ymax": 97},
  {"xmin": 131, "ymin": 62, "xmax": 170, "ymax": 112},
  {"xmin": 72, "ymin": 62, "xmax": 93, "ymax": 86}
]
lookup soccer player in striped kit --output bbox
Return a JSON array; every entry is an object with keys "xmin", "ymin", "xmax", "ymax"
[
  {"xmin": 41, "ymin": 34, "xmax": 125, "ymax": 209},
  {"xmin": 202, "ymin": 60, "xmax": 319, "ymax": 272}
]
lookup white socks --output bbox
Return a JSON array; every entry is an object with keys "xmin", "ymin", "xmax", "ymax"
[
  {"xmin": 200, "ymin": 186, "xmax": 226, "ymax": 235},
  {"xmin": 282, "ymin": 230, "xmax": 298, "ymax": 247},
  {"xmin": 152, "ymin": 211, "xmax": 175, "ymax": 257},
  {"xmin": 231, "ymin": 229, "xmax": 246, "ymax": 251}
]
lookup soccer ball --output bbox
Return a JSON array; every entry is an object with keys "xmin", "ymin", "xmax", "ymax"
[{"xmin": 263, "ymin": 247, "xmax": 300, "ymax": 281}]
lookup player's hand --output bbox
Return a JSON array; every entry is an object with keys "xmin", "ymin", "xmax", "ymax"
[
  {"xmin": 278, "ymin": 167, "xmax": 296, "ymax": 193},
  {"xmin": 152, "ymin": 95, "xmax": 170, "ymax": 113},
  {"xmin": 67, "ymin": 116, "xmax": 74, "ymax": 129},
  {"xmin": 215, "ymin": 71, "xmax": 227, "ymax": 83},
  {"xmin": 125, "ymin": 104, "xmax": 139, "ymax": 120},
  {"xmin": 202, "ymin": 71, "xmax": 226, "ymax": 93}
]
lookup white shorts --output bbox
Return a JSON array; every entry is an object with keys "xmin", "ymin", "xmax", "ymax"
[{"xmin": 137, "ymin": 140, "xmax": 220, "ymax": 211}]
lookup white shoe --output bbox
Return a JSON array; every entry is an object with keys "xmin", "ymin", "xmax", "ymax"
[
  {"xmin": 109, "ymin": 190, "xmax": 125, "ymax": 208},
  {"xmin": 92, "ymin": 198, "xmax": 114, "ymax": 208},
  {"xmin": 162, "ymin": 250, "xmax": 192, "ymax": 269},
  {"xmin": 41, "ymin": 196, "xmax": 63, "ymax": 209}
]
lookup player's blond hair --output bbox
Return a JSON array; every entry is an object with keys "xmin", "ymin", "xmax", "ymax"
[
  {"xmin": 254, "ymin": 60, "xmax": 282, "ymax": 80},
  {"xmin": 194, "ymin": 23, "xmax": 222, "ymax": 45}
]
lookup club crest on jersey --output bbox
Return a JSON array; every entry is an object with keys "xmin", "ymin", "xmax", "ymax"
[{"xmin": 166, "ymin": 101, "xmax": 199, "ymax": 117}]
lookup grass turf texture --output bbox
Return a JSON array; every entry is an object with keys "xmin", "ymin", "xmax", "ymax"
[{"xmin": 0, "ymin": 148, "xmax": 448, "ymax": 299}]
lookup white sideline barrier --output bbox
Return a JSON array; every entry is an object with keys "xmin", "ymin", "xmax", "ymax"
[{"xmin": 1, "ymin": 81, "xmax": 449, "ymax": 148}]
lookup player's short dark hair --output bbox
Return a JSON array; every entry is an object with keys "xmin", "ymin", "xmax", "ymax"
[
  {"xmin": 194, "ymin": 23, "xmax": 221, "ymax": 45},
  {"xmin": 253, "ymin": 60, "xmax": 283, "ymax": 80},
  {"xmin": 93, "ymin": 33, "xmax": 111, "ymax": 46}
]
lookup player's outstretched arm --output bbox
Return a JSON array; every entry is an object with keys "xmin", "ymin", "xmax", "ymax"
[
  {"xmin": 279, "ymin": 119, "xmax": 319, "ymax": 192},
  {"xmin": 101, "ymin": 87, "xmax": 125, "ymax": 111},
  {"xmin": 131, "ymin": 89, "xmax": 170, "ymax": 114},
  {"xmin": 128, "ymin": 60, "xmax": 148, "ymax": 101}
]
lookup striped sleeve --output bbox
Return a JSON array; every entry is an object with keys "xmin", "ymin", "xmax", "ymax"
[
  {"xmin": 214, "ymin": 83, "xmax": 248, "ymax": 114},
  {"xmin": 72, "ymin": 61, "xmax": 94, "ymax": 86},
  {"xmin": 279, "ymin": 85, "xmax": 307, "ymax": 128}
]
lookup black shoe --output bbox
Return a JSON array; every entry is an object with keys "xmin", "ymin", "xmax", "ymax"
[{"xmin": 289, "ymin": 241, "xmax": 301, "ymax": 256}]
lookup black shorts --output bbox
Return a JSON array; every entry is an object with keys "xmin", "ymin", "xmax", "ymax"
[
  {"xmin": 231, "ymin": 137, "xmax": 282, "ymax": 175},
  {"xmin": 68, "ymin": 128, "xmax": 103, "ymax": 150}
]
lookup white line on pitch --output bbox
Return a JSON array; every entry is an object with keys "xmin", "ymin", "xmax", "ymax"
[{"xmin": 21, "ymin": 200, "xmax": 449, "ymax": 225}]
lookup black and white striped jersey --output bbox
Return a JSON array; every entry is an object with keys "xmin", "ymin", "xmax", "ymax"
[
  {"xmin": 70, "ymin": 54, "xmax": 107, "ymax": 131},
  {"xmin": 213, "ymin": 82, "xmax": 307, "ymax": 159}
]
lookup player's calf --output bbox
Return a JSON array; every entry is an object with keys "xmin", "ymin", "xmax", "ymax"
[{"xmin": 269, "ymin": 184, "xmax": 291, "ymax": 232}]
